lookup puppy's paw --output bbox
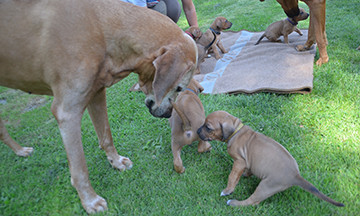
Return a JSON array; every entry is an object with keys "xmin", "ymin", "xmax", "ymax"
[
  {"xmin": 82, "ymin": 195, "xmax": 108, "ymax": 214},
  {"xmin": 174, "ymin": 165, "xmax": 185, "ymax": 174},
  {"xmin": 108, "ymin": 155, "xmax": 133, "ymax": 171},
  {"xmin": 15, "ymin": 147, "xmax": 34, "ymax": 157},
  {"xmin": 227, "ymin": 199, "xmax": 233, "ymax": 205},
  {"xmin": 198, "ymin": 141, "xmax": 212, "ymax": 153}
]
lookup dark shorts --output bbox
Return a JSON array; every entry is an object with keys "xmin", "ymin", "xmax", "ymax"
[{"xmin": 150, "ymin": 0, "xmax": 181, "ymax": 23}]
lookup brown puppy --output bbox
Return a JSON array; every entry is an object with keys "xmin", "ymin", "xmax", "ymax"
[
  {"xmin": 0, "ymin": 0, "xmax": 197, "ymax": 214},
  {"xmin": 255, "ymin": 8, "xmax": 309, "ymax": 45},
  {"xmin": 198, "ymin": 111, "xmax": 344, "ymax": 207},
  {"xmin": 264, "ymin": 0, "xmax": 329, "ymax": 66},
  {"xmin": 197, "ymin": 17, "xmax": 233, "ymax": 60},
  {"xmin": 169, "ymin": 79, "xmax": 211, "ymax": 173}
]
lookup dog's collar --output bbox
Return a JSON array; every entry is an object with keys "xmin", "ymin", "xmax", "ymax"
[
  {"xmin": 209, "ymin": 27, "xmax": 221, "ymax": 35},
  {"xmin": 185, "ymin": 31, "xmax": 195, "ymax": 40},
  {"xmin": 205, "ymin": 30, "xmax": 217, "ymax": 50},
  {"xmin": 224, "ymin": 123, "xmax": 244, "ymax": 143},
  {"xmin": 184, "ymin": 88, "xmax": 199, "ymax": 95},
  {"xmin": 286, "ymin": 18, "xmax": 298, "ymax": 26}
]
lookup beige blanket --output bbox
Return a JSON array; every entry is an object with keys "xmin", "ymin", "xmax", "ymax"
[{"xmin": 194, "ymin": 30, "xmax": 316, "ymax": 94}]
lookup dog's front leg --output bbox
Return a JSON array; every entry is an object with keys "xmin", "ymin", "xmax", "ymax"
[
  {"xmin": 87, "ymin": 88, "xmax": 133, "ymax": 171},
  {"xmin": 300, "ymin": 0, "xmax": 328, "ymax": 66},
  {"xmin": 51, "ymin": 95, "xmax": 107, "ymax": 214},
  {"xmin": 220, "ymin": 159, "xmax": 246, "ymax": 196},
  {"xmin": 211, "ymin": 43, "xmax": 222, "ymax": 60},
  {"xmin": 294, "ymin": 27, "xmax": 303, "ymax": 36},
  {"xmin": 217, "ymin": 40, "xmax": 228, "ymax": 54}
]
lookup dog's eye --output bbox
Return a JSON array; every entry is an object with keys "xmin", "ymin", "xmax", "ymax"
[
  {"xmin": 205, "ymin": 125, "xmax": 212, "ymax": 132},
  {"xmin": 176, "ymin": 86, "xmax": 183, "ymax": 92}
]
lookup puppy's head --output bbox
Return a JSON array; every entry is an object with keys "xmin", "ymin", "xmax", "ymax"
[
  {"xmin": 294, "ymin": 8, "xmax": 309, "ymax": 22},
  {"xmin": 185, "ymin": 26, "xmax": 203, "ymax": 41},
  {"xmin": 186, "ymin": 78, "xmax": 204, "ymax": 94},
  {"xmin": 197, "ymin": 111, "xmax": 238, "ymax": 142},
  {"xmin": 212, "ymin": 16, "xmax": 233, "ymax": 32}
]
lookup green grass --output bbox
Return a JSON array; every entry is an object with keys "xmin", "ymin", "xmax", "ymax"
[{"xmin": 1, "ymin": 0, "xmax": 359, "ymax": 215}]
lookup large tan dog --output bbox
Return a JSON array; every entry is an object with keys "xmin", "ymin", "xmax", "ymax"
[
  {"xmin": 198, "ymin": 111, "xmax": 344, "ymax": 207},
  {"xmin": 255, "ymin": 8, "xmax": 309, "ymax": 45},
  {"xmin": 0, "ymin": 0, "xmax": 197, "ymax": 213},
  {"xmin": 169, "ymin": 79, "xmax": 211, "ymax": 173},
  {"xmin": 261, "ymin": 0, "xmax": 329, "ymax": 66},
  {"xmin": 197, "ymin": 17, "xmax": 233, "ymax": 60}
]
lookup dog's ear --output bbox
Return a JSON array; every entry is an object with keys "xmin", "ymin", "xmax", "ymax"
[
  {"xmin": 220, "ymin": 122, "xmax": 235, "ymax": 142},
  {"xmin": 152, "ymin": 45, "xmax": 194, "ymax": 105}
]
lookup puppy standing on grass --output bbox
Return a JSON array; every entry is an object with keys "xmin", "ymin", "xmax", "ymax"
[
  {"xmin": 197, "ymin": 17, "xmax": 232, "ymax": 60},
  {"xmin": 255, "ymin": 8, "xmax": 309, "ymax": 45},
  {"xmin": 197, "ymin": 111, "xmax": 344, "ymax": 207},
  {"xmin": 169, "ymin": 79, "xmax": 211, "ymax": 173}
]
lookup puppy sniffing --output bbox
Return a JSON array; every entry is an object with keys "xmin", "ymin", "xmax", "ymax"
[
  {"xmin": 255, "ymin": 8, "xmax": 309, "ymax": 45},
  {"xmin": 169, "ymin": 79, "xmax": 211, "ymax": 173},
  {"xmin": 198, "ymin": 111, "xmax": 344, "ymax": 207},
  {"xmin": 197, "ymin": 16, "xmax": 232, "ymax": 60}
]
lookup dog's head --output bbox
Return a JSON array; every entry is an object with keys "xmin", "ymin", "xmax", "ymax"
[
  {"xmin": 187, "ymin": 78, "xmax": 204, "ymax": 94},
  {"xmin": 185, "ymin": 26, "xmax": 203, "ymax": 41},
  {"xmin": 294, "ymin": 8, "xmax": 309, "ymax": 22},
  {"xmin": 138, "ymin": 37, "xmax": 197, "ymax": 118},
  {"xmin": 212, "ymin": 17, "xmax": 233, "ymax": 32},
  {"xmin": 197, "ymin": 111, "xmax": 239, "ymax": 142}
]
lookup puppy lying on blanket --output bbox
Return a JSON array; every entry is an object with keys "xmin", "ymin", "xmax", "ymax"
[
  {"xmin": 198, "ymin": 111, "xmax": 344, "ymax": 207},
  {"xmin": 169, "ymin": 79, "xmax": 211, "ymax": 173},
  {"xmin": 255, "ymin": 8, "xmax": 309, "ymax": 45},
  {"xmin": 197, "ymin": 17, "xmax": 232, "ymax": 60}
]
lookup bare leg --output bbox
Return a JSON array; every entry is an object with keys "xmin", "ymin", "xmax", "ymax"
[
  {"xmin": 0, "ymin": 115, "xmax": 33, "ymax": 157},
  {"xmin": 87, "ymin": 88, "xmax": 133, "ymax": 171}
]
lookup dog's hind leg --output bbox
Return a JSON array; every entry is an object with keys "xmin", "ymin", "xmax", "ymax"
[
  {"xmin": 171, "ymin": 139, "xmax": 185, "ymax": 173},
  {"xmin": 227, "ymin": 178, "xmax": 288, "ymax": 206},
  {"xmin": 87, "ymin": 88, "xmax": 133, "ymax": 171},
  {"xmin": 0, "ymin": 115, "xmax": 33, "ymax": 157}
]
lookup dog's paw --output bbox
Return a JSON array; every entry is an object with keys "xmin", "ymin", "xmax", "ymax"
[
  {"xmin": 315, "ymin": 57, "xmax": 329, "ymax": 66},
  {"xmin": 174, "ymin": 165, "xmax": 185, "ymax": 174},
  {"xmin": 108, "ymin": 155, "xmax": 133, "ymax": 171},
  {"xmin": 227, "ymin": 199, "xmax": 233, "ymax": 205},
  {"xmin": 220, "ymin": 189, "xmax": 233, "ymax": 196},
  {"xmin": 15, "ymin": 147, "xmax": 34, "ymax": 157},
  {"xmin": 198, "ymin": 141, "xmax": 212, "ymax": 153},
  {"xmin": 82, "ymin": 195, "xmax": 108, "ymax": 214}
]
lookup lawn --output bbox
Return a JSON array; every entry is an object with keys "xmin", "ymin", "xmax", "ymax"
[{"xmin": 1, "ymin": 0, "xmax": 359, "ymax": 215}]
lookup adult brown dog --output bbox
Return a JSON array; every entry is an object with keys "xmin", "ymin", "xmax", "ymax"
[
  {"xmin": 198, "ymin": 111, "xmax": 344, "ymax": 207},
  {"xmin": 0, "ymin": 0, "xmax": 197, "ymax": 214},
  {"xmin": 255, "ymin": 8, "xmax": 309, "ymax": 45},
  {"xmin": 169, "ymin": 79, "xmax": 211, "ymax": 173},
  {"xmin": 261, "ymin": 0, "xmax": 329, "ymax": 66},
  {"xmin": 197, "ymin": 17, "xmax": 233, "ymax": 60}
]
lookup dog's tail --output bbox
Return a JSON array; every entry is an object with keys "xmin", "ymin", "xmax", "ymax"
[
  {"xmin": 294, "ymin": 174, "xmax": 344, "ymax": 207},
  {"xmin": 171, "ymin": 101, "xmax": 192, "ymax": 136},
  {"xmin": 255, "ymin": 34, "xmax": 265, "ymax": 45}
]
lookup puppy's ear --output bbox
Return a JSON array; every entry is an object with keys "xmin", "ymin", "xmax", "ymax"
[
  {"xmin": 220, "ymin": 122, "xmax": 235, "ymax": 142},
  {"xmin": 152, "ymin": 45, "xmax": 194, "ymax": 105}
]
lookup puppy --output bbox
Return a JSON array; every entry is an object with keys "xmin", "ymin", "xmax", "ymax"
[
  {"xmin": 197, "ymin": 17, "xmax": 232, "ymax": 60},
  {"xmin": 255, "ymin": 8, "xmax": 309, "ymax": 45},
  {"xmin": 198, "ymin": 111, "xmax": 344, "ymax": 207},
  {"xmin": 169, "ymin": 79, "xmax": 211, "ymax": 173}
]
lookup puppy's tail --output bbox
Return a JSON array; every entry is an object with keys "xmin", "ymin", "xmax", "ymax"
[
  {"xmin": 255, "ymin": 34, "xmax": 265, "ymax": 45},
  {"xmin": 294, "ymin": 174, "xmax": 344, "ymax": 207},
  {"xmin": 171, "ymin": 101, "xmax": 192, "ymax": 135}
]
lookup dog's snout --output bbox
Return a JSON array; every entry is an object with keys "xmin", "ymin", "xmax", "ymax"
[{"xmin": 145, "ymin": 98, "xmax": 154, "ymax": 109}]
